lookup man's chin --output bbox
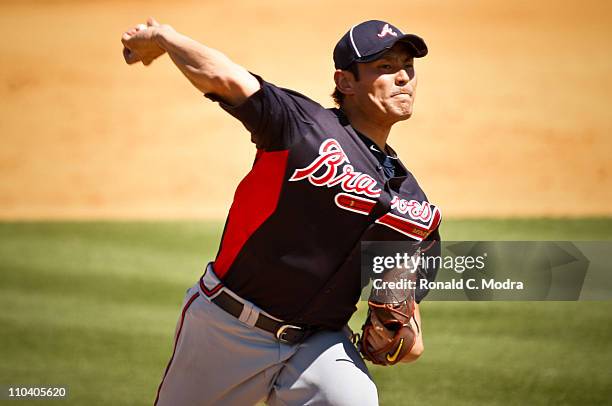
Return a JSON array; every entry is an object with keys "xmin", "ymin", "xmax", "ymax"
[
  {"xmin": 381, "ymin": 106, "xmax": 413, "ymax": 124},
  {"xmin": 393, "ymin": 105, "xmax": 414, "ymax": 121},
  {"xmin": 394, "ymin": 111, "xmax": 412, "ymax": 122}
]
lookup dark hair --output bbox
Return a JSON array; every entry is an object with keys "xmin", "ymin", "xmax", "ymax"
[{"xmin": 332, "ymin": 63, "xmax": 360, "ymax": 106}]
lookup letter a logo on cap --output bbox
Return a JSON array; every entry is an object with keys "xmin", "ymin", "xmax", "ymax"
[{"xmin": 377, "ymin": 23, "xmax": 398, "ymax": 38}]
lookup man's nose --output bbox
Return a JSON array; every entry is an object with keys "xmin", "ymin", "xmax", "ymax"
[{"xmin": 395, "ymin": 68, "xmax": 410, "ymax": 85}]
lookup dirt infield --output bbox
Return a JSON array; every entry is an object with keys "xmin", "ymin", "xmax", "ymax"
[{"xmin": 1, "ymin": 0, "xmax": 611, "ymax": 219}]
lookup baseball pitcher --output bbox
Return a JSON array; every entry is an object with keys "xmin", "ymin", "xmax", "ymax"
[{"xmin": 121, "ymin": 17, "xmax": 441, "ymax": 406}]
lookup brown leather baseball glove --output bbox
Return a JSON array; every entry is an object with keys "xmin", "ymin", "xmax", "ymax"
[{"xmin": 358, "ymin": 257, "xmax": 420, "ymax": 365}]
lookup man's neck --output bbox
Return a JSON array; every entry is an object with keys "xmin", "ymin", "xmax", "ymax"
[{"xmin": 340, "ymin": 103, "xmax": 392, "ymax": 151}]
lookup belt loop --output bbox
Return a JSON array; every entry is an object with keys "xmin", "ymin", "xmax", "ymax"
[
  {"xmin": 238, "ymin": 302, "xmax": 259, "ymax": 327},
  {"xmin": 246, "ymin": 307, "xmax": 259, "ymax": 327}
]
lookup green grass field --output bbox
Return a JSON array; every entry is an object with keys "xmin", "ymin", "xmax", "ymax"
[{"xmin": 1, "ymin": 219, "xmax": 611, "ymax": 405}]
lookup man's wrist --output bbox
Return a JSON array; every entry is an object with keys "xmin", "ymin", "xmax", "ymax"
[{"xmin": 152, "ymin": 25, "xmax": 173, "ymax": 51}]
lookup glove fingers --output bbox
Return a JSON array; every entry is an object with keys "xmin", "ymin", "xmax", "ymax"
[
  {"xmin": 366, "ymin": 326, "xmax": 393, "ymax": 351},
  {"xmin": 360, "ymin": 324, "xmax": 417, "ymax": 365}
]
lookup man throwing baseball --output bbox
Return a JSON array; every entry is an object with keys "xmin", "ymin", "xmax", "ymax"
[{"xmin": 122, "ymin": 17, "xmax": 441, "ymax": 406}]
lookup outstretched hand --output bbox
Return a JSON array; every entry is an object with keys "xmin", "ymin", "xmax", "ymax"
[{"xmin": 121, "ymin": 17, "xmax": 169, "ymax": 65}]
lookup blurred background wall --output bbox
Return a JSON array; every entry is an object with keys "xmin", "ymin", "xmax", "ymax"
[{"xmin": 1, "ymin": 0, "xmax": 611, "ymax": 219}]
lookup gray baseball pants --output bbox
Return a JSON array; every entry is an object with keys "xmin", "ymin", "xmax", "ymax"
[{"xmin": 154, "ymin": 266, "xmax": 378, "ymax": 406}]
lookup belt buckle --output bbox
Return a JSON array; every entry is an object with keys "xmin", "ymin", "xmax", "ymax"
[{"xmin": 275, "ymin": 324, "xmax": 303, "ymax": 344}]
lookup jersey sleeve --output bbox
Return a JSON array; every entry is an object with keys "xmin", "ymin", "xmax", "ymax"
[{"xmin": 205, "ymin": 74, "xmax": 316, "ymax": 151}]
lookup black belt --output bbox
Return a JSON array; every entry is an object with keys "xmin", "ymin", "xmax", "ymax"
[{"xmin": 210, "ymin": 290, "xmax": 313, "ymax": 345}]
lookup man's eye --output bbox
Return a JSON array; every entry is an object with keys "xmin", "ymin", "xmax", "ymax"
[{"xmin": 380, "ymin": 64, "xmax": 392, "ymax": 69}]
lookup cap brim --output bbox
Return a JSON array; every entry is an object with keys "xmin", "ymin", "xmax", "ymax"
[
  {"xmin": 397, "ymin": 34, "xmax": 428, "ymax": 57},
  {"xmin": 356, "ymin": 33, "xmax": 428, "ymax": 64}
]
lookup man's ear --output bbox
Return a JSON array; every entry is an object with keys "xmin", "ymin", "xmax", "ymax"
[{"xmin": 334, "ymin": 69, "xmax": 356, "ymax": 97}]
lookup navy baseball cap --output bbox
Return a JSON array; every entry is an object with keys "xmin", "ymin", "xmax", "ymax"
[{"xmin": 333, "ymin": 20, "xmax": 428, "ymax": 69}]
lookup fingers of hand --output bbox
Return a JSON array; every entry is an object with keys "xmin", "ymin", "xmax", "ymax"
[
  {"xmin": 122, "ymin": 47, "xmax": 130, "ymax": 62},
  {"xmin": 146, "ymin": 17, "xmax": 160, "ymax": 27},
  {"xmin": 121, "ymin": 21, "xmax": 153, "ymax": 65},
  {"xmin": 121, "ymin": 31, "xmax": 131, "ymax": 43},
  {"xmin": 122, "ymin": 21, "xmax": 151, "ymax": 42},
  {"xmin": 122, "ymin": 47, "xmax": 140, "ymax": 64},
  {"xmin": 124, "ymin": 27, "xmax": 140, "ymax": 37}
]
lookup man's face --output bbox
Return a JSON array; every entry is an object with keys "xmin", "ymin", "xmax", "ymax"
[{"xmin": 352, "ymin": 43, "xmax": 417, "ymax": 124}]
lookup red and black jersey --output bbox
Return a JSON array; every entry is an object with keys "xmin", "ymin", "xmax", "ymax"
[{"xmin": 207, "ymin": 76, "xmax": 441, "ymax": 330}]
